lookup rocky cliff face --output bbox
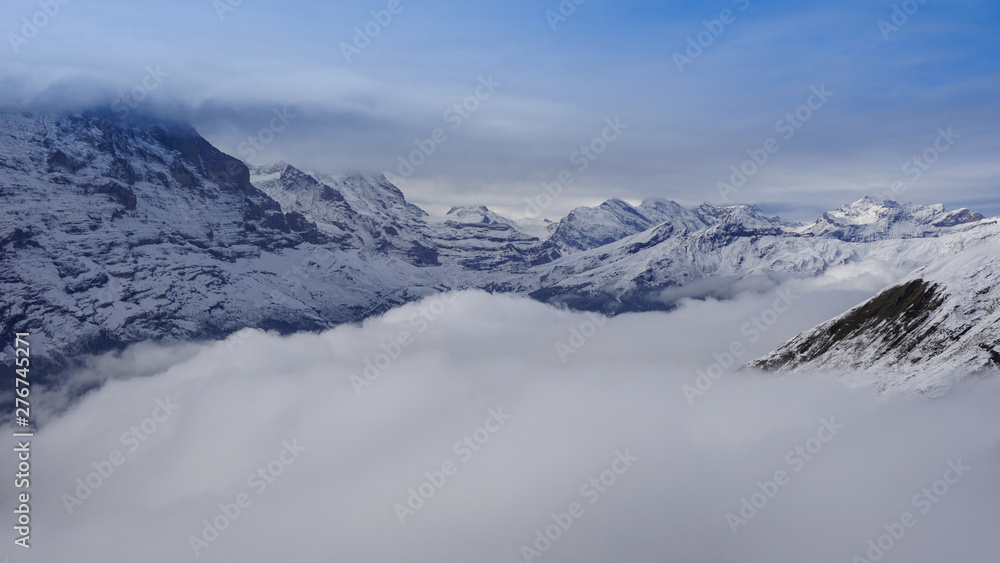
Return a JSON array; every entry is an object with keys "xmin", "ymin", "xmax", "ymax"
[{"xmin": 0, "ymin": 111, "xmax": 430, "ymax": 380}]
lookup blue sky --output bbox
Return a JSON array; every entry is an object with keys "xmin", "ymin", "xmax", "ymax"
[{"xmin": 1, "ymin": 0, "xmax": 998, "ymax": 220}]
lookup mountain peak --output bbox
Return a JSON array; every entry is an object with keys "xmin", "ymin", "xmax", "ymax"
[
  {"xmin": 443, "ymin": 205, "xmax": 518, "ymax": 227},
  {"xmin": 802, "ymin": 197, "xmax": 985, "ymax": 241},
  {"xmin": 831, "ymin": 197, "xmax": 900, "ymax": 223}
]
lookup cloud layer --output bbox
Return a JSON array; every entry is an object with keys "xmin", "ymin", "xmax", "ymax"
[{"xmin": 8, "ymin": 265, "xmax": 1000, "ymax": 562}]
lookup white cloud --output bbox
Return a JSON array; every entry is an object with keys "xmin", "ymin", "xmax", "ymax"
[{"xmin": 11, "ymin": 277, "xmax": 1000, "ymax": 562}]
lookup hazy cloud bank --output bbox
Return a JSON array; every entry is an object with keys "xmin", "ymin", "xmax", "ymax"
[{"xmin": 5, "ymin": 263, "xmax": 999, "ymax": 562}]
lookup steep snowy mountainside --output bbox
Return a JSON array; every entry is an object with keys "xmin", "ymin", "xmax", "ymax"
[
  {"xmin": 749, "ymin": 243, "xmax": 1000, "ymax": 392},
  {"xmin": 249, "ymin": 163, "xmax": 371, "ymax": 248},
  {"xmin": 251, "ymin": 163, "xmax": 435, "ymax": 262},
  {"xmin": 313, "ymin": 169, "xmax": 429, "ymax": 221},
  {"xmin": 251, "ymin": 163, "xmax": 543, "ymax": 271},
  {"xmin": 0, "ymin": 112, "xmax": 451, "ymax": 377}
]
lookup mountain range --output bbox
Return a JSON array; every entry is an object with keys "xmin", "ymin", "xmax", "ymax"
[{"xmin": 1, "ymin": 109, "xmax": 997, "ymax": 387}]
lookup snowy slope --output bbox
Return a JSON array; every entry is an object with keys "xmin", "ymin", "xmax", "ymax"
[{"xmin": 750, "ymin": 243, "xmax": 1000, "ymax": 392}]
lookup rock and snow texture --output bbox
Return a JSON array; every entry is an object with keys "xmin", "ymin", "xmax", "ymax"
[
  {"xmin": 250, "ymin": 163, "xmax": 542, "ymax": 271},
  {"xmin": 0, "ymin": 111, "xmax": 454, "ymax": 374},
  {"xmin": 750, "ymin": 244, "xmax": 1000, "ymax": 392},
  {"xmin": 2, "ymin": 108, "xmax": 999, "ymax": 378},
  {"xmin": 528, "ymin": 203, "xmax": 1000, "ymax": 313}
]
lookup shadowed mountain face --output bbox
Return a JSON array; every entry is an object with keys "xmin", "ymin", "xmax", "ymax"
[
  {"xmin": 1, "ymin": 109, "xmax": 998, "ymax": 383},
  {"xmin": 750, "ymin": 245, "xmax": 1000, "ymax": 391},
  {"xmin": 0, "ymin": 110, "xmax": 435, "ymax": 380}
]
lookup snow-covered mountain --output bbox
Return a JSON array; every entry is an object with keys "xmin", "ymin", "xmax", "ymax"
[
  {"xmin": 796, "ymin": 197, "xmax": 985, "ymax": 241},
  {"xmin": 0, "ymin": 111, "xmax": 462, "ymax": 378},
  {"xmin": 527, "ymin": 202, "xmax": 996, "ymax": 313},
  {"xmin": 540, "ymin": 198, "xmax": 712, "ymax": 255},
  {"xmin": 436, "ymin": 205, "xmax": 521, "ymax": 228},
  {"xmin": 251, "ymin": 162, "xmax": 545, "ymax": 271},
  {"xmin": 1, "ymin": 109, "xmax": 998, "ymax": 380},
  {"xmin": 750, "ymin": 244, "xmax": 1000, "ymax": 393}
]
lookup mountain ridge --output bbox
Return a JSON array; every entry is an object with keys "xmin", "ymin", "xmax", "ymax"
[{"xmin": 749, "ymin": 244, "xmax": 1000, "ymax": 392}]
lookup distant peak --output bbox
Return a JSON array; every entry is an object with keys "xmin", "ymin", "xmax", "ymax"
[
  {"xmin": 856, "ymin": 195, "xmax": 888, "ymax": 204},
  {"xmin": 601, "ymin": 198, "xmax": 634, "ymax": 209},
  {"xmin": 447, "ymin": 205, "xmax": 490, "ymax": 215}
]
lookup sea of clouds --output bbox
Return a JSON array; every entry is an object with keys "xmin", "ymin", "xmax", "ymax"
[{"xmin": 5, "ymin": 261, "xmax": 1000, "ymax": 562}]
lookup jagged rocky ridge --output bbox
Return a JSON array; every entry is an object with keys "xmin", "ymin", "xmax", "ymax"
[
  {"xmin": 750, "ymin": 244, "xmax": 1000, "ymax": 392},
  {"xmin": 1, "ymin": 109, "xmax": 998, "ymax": 381}
]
